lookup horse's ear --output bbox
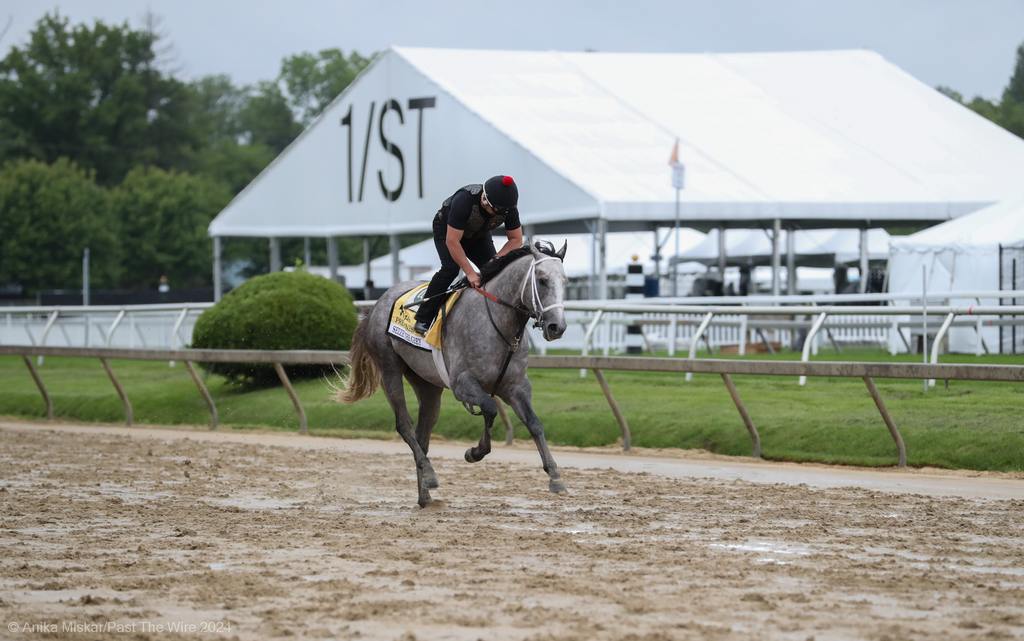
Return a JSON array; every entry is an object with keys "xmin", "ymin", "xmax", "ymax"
[{"xmin": 556, "ymin": 240, "xmax": 567, "ymax": 262}]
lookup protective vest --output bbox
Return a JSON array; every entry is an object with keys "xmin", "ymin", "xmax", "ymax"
[{"xmin": 435, "ymin": 184, "xmax": 510, "ymax": 241}]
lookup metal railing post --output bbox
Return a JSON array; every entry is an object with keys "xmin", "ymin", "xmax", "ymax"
[
  {"xmin": 579, "ymin": 310, "xmax": 604, "ymax": 378},
  {"xmin": 36, "ymin": 310, "xmax": 60, "ymax": 366},
  {"xmin": 720, "ymin": 373, "xmax": 761, "ymax": 458},
  {"xmin": 685, "ymin": 312, "xmax": 714, "ymax": 382},
  {"xmin": 99, "ymin": 357, "xmax": 133, "ymax": 426},
  {"xmin": 273, "ymin": 362, "xmax": 307, "ymax": 434},
  {"xmin": 22, "ymin": 356, "xmax": 54, "ymax": 420},
  {"xmin": 862, "ymin": 375, "xmax": 907, "ymax": 467},
  {"xmin": 106, "ymin": 309, "xmax": 126, "ymax": 347},
  {"xmin": 929, "ymin": 312, "xmax": 956, "ymax": 387},
  {"xmin": 593, "ymin": 368, "xmax": 631, "ymax": 451},
  {"xmin": 799, "ymin": 312, "xmax": 829, "ymax": 386},
  {"xmin": 184, "ymin": 361, "xmax": 218, "ymax": 429}
]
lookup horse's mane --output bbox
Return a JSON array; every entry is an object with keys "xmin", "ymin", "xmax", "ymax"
[{"xmin": 480, "ymin": 247, "xmax": 533, "ymax": 284}]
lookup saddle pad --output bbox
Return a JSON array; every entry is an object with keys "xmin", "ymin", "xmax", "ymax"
[{"xmin": 387, "ymin": 283, "xmax": 463, "ymax": 351}]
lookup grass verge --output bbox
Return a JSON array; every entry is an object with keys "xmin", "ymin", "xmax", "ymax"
[{"xmin": 1, "ymin": 349, "xmax": 1022, "ymax": 472}]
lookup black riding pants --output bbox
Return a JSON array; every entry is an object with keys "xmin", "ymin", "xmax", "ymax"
[{"xmin": 415, "ymin": 226, "xmax": 496, "ymax": 324}]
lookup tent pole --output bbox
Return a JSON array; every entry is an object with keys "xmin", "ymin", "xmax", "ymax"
[
  {"xmin": 212, "ymin": 236, "xmax": 222, "ymax": 302},
  {"xmin": 363, "ymin": 237, "xmax": 372, "ymax": 299},
  {"xmin": 589, "ymin": 219, "xmax": 597, "ymax": 299},
  {"xmin": 326, "ymin": 237, "xmax": 339, "ymax": 284},
  {"xmin": 303, "ymin": 237, "xmax": 311, "ymax": 267},
  {"xmin": 652, "ymin": 228, "xmax": 661, "ymax": 283},
  {"xmin": 269, "ymin": 237, "xmax": 281, "ymax": 273},
  {"xmin": 771, "ymin": 219, "xmax": 781, "ymax": 297},
  {"xmin": 390, "ymin": 234, "xmax": 401, "ymax": 286},
  {"xmin": 717, "ymin": 226, "xmax": 727, "ymax": 278},
  {"xmin": 859, "ymin": 228, "xmax": 869, "ymax": 293},
  {"xmin": 598, "ymin": 218, "xmax": 608, "ymax": 299},
  {"xmin": 786, "ymin": 229, "xmax": 796, "ymax": 294}
]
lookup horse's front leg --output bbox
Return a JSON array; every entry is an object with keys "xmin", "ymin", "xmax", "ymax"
[
  {"xmin": 450, "ymin": 374, "xmax": 496, "ymax": 463},
  {"xmin": 501, "ymin": 381, "xmax": 566, "ymax": 494}
]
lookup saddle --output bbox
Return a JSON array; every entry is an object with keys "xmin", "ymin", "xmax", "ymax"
[{"xmin": 386, "ymin": 283, "xmax": 463, "ymax": 351}]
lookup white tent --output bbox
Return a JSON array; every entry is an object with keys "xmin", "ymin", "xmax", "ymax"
[
  {"xmin": 301, "ymin": 228, "xmax": 707, "ymax": 289},
  {"xmin": 681, "ymin": 228, "xmax": 892, "ymax": 266},
  {"xmin": 889, "ymin": 196, "xmax": 1024, "ymax": 352},
  {"xmin": 208, "ymin": 47, "xmax": 1024, "ymax": 298}
]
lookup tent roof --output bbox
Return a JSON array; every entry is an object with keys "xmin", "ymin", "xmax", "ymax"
[
  {"xmin": 891, "ymin": 195, "xmax": 1024, "ymax": 252},
  {"xmin": 210, "ymin": 47, "xmax": 1024, "ymax": 239}
]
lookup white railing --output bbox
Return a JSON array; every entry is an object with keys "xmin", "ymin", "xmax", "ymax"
[{"xmin": 4, "ymin": 293, "xmax": 1024, "ymax": 368}]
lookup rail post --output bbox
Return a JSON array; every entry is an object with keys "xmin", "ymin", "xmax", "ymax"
[
  {"xmin": 862, "ymin": 375, "xmax": 906, "ymax": 467},
  {"xmin": 720, "ymin": 373, "xmax": 761, "ymax": 458},
  {"xmin": 22, "ymin": 356, "xmax": 54, "ymax": 420},
  {"xmin": 593, "ymin": 368, "xmax": 631, "ymax": 451},
  {"xmin": 273, "ymin": 362, "xmax": 307, "ymax": 434},
  {"xmin": 685, "ymin": 312, "xmax": 714, "ymax": 382},
  {"xmin": 928, "ymin": 312, "xmax": 956, "ymax": 387},
  {"xmin": 799, "ymin": 312, "xmax": 829, "ymax": 386},
  {"xmin": 184, "ymin": 361, "xmax": 218, "ymax": 429},
  {"xmin": 36, "ymin": 310, "xmax": 60, "ymax": 366},
  {"xmin": 579, "ymin": 310, "xmax": 604, "ymax": 378},
  {"xmin": 99, "ymin": 357, "xmax": 133, "ymax": 426}
]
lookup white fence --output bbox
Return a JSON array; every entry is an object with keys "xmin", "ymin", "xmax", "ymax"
[{"xmin": 4, "ymin": 291, "xmax": 1024, "ymax": 359}]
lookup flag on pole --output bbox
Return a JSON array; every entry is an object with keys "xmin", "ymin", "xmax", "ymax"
[{"xmin": 668, "ymin": 138, "xmax": 684, "ymax": 189}]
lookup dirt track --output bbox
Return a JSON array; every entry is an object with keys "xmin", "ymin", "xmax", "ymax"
[{"xmin": 1, "ymin": 421, "xmax": 1023, "ymax": 640}]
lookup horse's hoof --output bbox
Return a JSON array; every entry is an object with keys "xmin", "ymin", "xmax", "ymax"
[
  {"xmin": 549, "ymin": 479, "xmax": 567, "ymax": 494},
  {"xmin": 423, "ymin": 470, "xmax": 439, "ymax": 490},
  {"xmin": 464, "ymin": 448, "xmax": 479, "ymax": 463}
]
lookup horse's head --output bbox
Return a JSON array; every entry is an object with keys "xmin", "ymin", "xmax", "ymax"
[{"xmin": 528, "ymin": 240, "xmax": 568, "ymax": 341}]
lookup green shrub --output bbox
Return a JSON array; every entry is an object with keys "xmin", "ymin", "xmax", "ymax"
[{"xmin": 191, "ymin": 270, "xmax": 357, "ymax": 386}]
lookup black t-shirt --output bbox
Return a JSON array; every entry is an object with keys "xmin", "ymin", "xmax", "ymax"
[{"xmin": 437, "ymin": 184, "xmax": 521, "ymax": 241}]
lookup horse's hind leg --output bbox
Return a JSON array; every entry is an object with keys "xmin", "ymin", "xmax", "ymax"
[
  {"xmin": 450, "ymin": 374, "xmax": 496, "ymax": 463},
  {"xmin": 381, "ymin": 369, "xmax": 438, "ymax": 507},
  {"xmin": 500, "ymin": 380, "xmax": 566, "ymax": 494},
  {"xmin": 406, "ymin": 370, "xmax": 442, "ymax": 459}
]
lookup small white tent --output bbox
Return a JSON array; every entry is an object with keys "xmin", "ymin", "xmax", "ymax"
[{"xmin": 888, "ymin": 196, "xmax": 1024, "ymax": 352}]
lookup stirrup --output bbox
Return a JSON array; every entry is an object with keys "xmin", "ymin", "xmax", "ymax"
[{"xmin": 413, "ymin": 320, "xmax": 430, "ymax": 335}]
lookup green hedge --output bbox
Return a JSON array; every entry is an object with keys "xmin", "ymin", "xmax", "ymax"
[{"xmin": 191, "ymin": 270, "xmax": 358, "ymax": 386}]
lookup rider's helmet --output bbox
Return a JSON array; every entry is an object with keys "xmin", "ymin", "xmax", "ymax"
[{"xmin": 483, "ymin": 175, "xmax": 518, "ymax": 214}]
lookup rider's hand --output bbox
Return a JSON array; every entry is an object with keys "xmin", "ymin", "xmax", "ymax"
[{"xmin": 467, "ymin": 271, "xmax": 482, "ymax": 289}]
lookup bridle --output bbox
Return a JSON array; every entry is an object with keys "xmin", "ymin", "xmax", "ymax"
[
  {"xmin": 458, "ymin": 253, "xmax": 564, "ymax": 403},
  {"xmin": 475, "ymin": 254, "xmax": 565, "ymax": 330}
]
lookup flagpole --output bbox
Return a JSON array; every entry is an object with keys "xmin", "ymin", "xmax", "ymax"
[
  {"xmin": 673, "ymin": 186, "xmax": 680, "ymax": 296},
  {"xmin": 668, "ymin": 138, "xmax": 684, "ymax": 297}
]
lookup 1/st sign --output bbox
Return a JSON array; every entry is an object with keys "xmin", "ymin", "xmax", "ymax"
[{"xmin": 340, "ymin": 96, "xmax": 436, "ymax": 203}]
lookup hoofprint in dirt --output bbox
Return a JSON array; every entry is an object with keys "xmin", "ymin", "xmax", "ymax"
[{"xmin": 0, "ymin": 426, "xmax": 1022, "ymax": 641}]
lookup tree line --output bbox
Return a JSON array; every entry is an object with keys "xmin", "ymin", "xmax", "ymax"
[
  {"xmin": 0, "ymin": 12, "xmax": 372, "ymax": 294},
  {"xmin": 938, "ymin": 44, "xmax": 1024, "ymax": 140}
]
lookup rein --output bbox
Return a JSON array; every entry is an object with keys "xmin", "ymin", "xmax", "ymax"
[{"xmin": 460, "ymin": 254, "xmax": 564, "ymax": 412}]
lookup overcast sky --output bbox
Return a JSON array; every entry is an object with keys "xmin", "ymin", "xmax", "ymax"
[{"xmin": 2, "ymin": 0, "xmax": 1022, "ymax": 100}]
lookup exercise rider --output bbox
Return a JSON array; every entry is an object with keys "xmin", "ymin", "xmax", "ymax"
[{"xmin": 413, "ymin": 175, "xmax": 523, "ymax": 334}]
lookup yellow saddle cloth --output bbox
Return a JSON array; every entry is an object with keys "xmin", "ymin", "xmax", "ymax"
[{"xmin": 387, "ymin": 283, "xmax": 463, "ymax": 350}]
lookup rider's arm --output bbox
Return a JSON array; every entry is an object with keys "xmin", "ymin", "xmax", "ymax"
[
  {"xmin": 496, "ymin": 226, "xmax": 524, "ymax": 257},
  {"xmin": 445, "ymin": 225, "xmax": 480, "ymax": 285}
]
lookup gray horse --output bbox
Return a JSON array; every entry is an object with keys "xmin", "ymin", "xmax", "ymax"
[{"xmin": 335, "ymin": 241, "xmax": 568, "ymax": 507}]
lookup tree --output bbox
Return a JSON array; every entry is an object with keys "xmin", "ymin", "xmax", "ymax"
[
  {"xmin": 110, "ymin": 166, "xmax": 231, "ymax": 289},
  {"xmin": 0, "ymin": 12, "xmax": 199, "ymax": 185},
  {"xmin": 238, "ymin": 81, "xmax": 302, "ymax": 153},
  {"xmin": 940, "ymin": 41, "xmax": 1024, "ymax": 140},
  {"xmin": 279, "ymin": 49, "xmax": 372, "ymax": 126},
  {"xmin": 0, "ymin": 158, "xmax": 119, "ymax": 290}
]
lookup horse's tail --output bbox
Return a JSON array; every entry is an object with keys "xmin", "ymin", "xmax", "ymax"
[{"xmin": 334, "ymin": 317, "xmax": 380, "ymax": 404}]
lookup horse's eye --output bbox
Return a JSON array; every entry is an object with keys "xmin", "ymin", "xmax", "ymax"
[{"xmin": 538, "ymin": 278, "xmax": 549, "ymax": 288}]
